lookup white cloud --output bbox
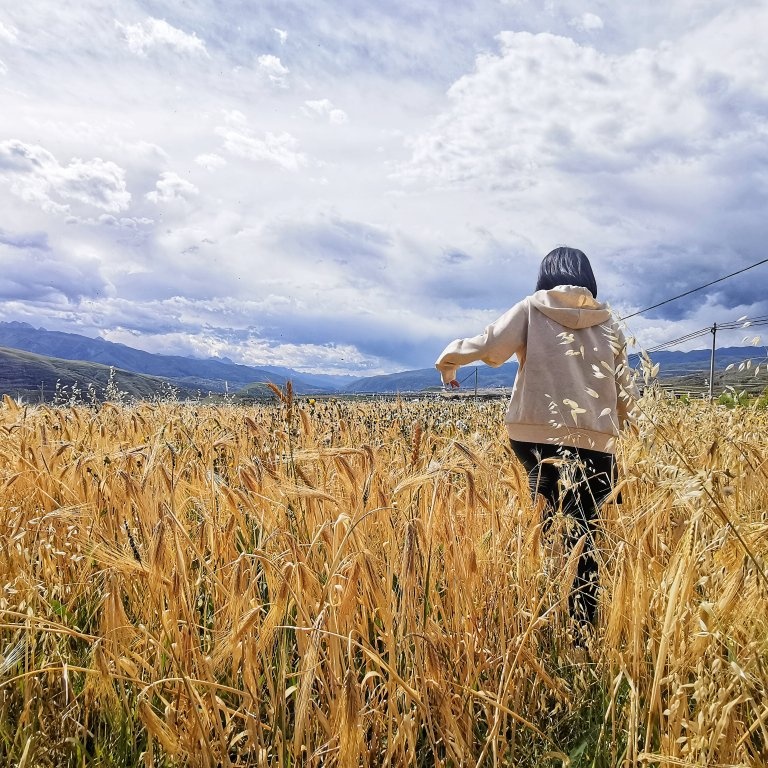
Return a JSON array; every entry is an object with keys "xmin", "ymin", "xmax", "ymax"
[
  {"xmin": 303, "ymin": 99, "xmax": 349, "ymax": 124},
  {"xmin": 0, "ymin": 58, "xmax": 6, "ymax": 76},
  {"xmin": 116, "ymin": 17, "xmax": 208, "ymax": 57},
  {"xmin": 569, "ymin": 13, "xmax": 604, "ymax": 32},
  {"xmin": 223, "ymin": 109, "xmax": 248, "ymax": 127},
  {"xmin": 104, "ymin": 326, "xmax": 378, "ymax": 373},
  {"xmin": 195, "ymin": 153, "xmax": 227, "ymax": 171},
  {"xmin": 273, "ymin": 27, "xmax": 288, "ymax": 45},
  {"xmin": 402, "ymin": 25, "xmax": 768, "ymax": 193},
  {"xmin": 0, "ymin": 139, "xmax": 131, "ymax": 214},
  {"xmin": 216, "ymin": 124, "xmax": 307, "ymax": 171},
  {"xmin": 145, "ymin": 171, "xmax": 199, "ymax": 204},
  {"xmin": 0, "ymin": 21, "xmax": 18, "ymax": 43},
  {"xmin": 257, "ymin": 54, "xmax": 289, "ymax": 86},
  {"xmin": 55, "ymin": 158, "xmax": 132, "ymax": 211},
  {"xmin": 97, "ymin": 214, "xmax": 154, "ymax": 228}
]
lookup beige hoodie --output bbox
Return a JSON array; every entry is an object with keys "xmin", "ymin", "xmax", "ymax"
[{"xmin": 435, "ymin": 286, "xmax": 638, "ymax": 452}]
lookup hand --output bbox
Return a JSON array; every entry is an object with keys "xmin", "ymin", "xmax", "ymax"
[{"xmin": 448, "ymin": 379, "xmax": 460, "ymax": 389}]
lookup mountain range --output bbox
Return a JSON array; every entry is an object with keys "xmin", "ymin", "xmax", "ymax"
[
  {"xmin": 0, "ymin": 320, "xmax": 765, "ymax": 402},
  {"xmin": 0, "ymin": 321, "xmax": 344, "ymax": 396}
]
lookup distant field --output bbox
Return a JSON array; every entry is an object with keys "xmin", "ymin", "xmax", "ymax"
[{"xmin": 0, "ymin": 392, "xmax": 766, "ymax": 766}]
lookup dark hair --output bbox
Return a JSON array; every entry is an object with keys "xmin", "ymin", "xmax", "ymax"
[{"xmin": 535, "ymin": 246, "xmax": 597, "ymax": 298}]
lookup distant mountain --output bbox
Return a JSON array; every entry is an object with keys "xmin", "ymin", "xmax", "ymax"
[
  {"xmin": 0, "ymin": 346, "xmax": 200, "ymax": 403},
  {"xmin": 346, "ymin": 345, "xmax": 768, "ymax": 394},
  {"xmin": 1, "ymin": 320, "xmax": 763, "ymax": 400},
  {"xmin": 630, "ymin": 345, "xmax": 768, "ymax": 377},
  {"xmin": 258, "ymin": 365, "xmax": 360, "ymax": 391},
  {"xmin": 343, "ymin": 361, "xmax": 520, "ymax": 393},
  {"xmin": 0, "ymin": 321, "xmax": 326, "ymax": 394}
]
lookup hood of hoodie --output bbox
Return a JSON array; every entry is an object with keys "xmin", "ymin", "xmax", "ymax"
[{"xmin": 529, "ymin": 285, "xmax": 611, "ymax": 329}]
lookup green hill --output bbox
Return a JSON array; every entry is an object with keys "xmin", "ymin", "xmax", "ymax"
[{"xmin": 0, "ymin": 347, "xmax": 198, "ymax": 403}]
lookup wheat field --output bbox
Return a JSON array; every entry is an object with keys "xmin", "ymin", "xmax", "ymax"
[{"xmin": 0, "ymin": 388, "xmax": 766, "ymax": 767}]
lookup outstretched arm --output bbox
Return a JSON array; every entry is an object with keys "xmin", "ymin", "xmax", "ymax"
[{"xmin": 435, "ymin": 300, "xmax": 528, "ymax": 386}]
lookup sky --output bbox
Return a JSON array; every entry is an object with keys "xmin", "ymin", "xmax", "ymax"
[{"xmin": 1, "ymin": 0, "xmax": 767, "ymax": 375}]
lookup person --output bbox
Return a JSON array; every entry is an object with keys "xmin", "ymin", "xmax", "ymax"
[{"xmin": 435, "ymin": 246, "xmax": 638, "ymax": 627}]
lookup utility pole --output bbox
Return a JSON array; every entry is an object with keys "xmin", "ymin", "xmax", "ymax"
[
  {"xmin": 708, "ymin": 322, "xmax": 717, "ymax": 401},
  {"xmin": 474, "ymin": 367, "xmax": 478, "ymax": 398}
]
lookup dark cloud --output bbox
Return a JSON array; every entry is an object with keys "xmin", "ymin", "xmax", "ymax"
[
  {"xmin": 421, "ymin": 243, "xmax": 535, "ymax": 310},
  {"xmin": 118, "ymin": 261, "xmax": 232, "ymax": 302},
  {"xmin": 444, "ymin": 250, "xmax": 470, "ymax": 265},
  {"xmin": 0, "ymin": 249, "xmax": 109, "ymax": 303},
  {"xmin": 0, "ymin": 228, "xmax": 50, "ymax": 250},
  {"xmin": 602, "ymin": 245, "xmax": 768, "ymax": 322}
]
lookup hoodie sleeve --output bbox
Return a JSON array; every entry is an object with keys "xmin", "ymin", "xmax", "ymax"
[{"xmin": 435, "ymin": 299, "xmax": 528, "ymax": 385}]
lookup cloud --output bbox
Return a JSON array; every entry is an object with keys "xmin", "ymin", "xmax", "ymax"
[
  {"xmin": 269, "ymin": 215, "xmax": 392, "ymax": 272},
  {"xmin": 145, "ymin": 171, "xmax": 199, "ymax": 204},
  {"xmin": 0, "ymin": 21, "xmax": 18, "ymax": 43},
  {"xmin": 73, "ymin": 209, "xmax": 524, "ymax": 371},
  {"xmin": 96, "ymin": 214, "xmax": 154, "ymax": 229},
  {"xmin": 104, "ymin": 324, "xmax": 379, "ymax": 373},
  {"xmin": 0, "ymin": 245, "xmax": 110, "ymax": 303},
  {"xmin": 403, "ymin": 21, "xmax": 768, "ymax": 189},
  {"xmin": 398, "ymin": 12, "xmax": 768, "ymax": 330},
  {"xmin": 273, "ymin": 28, "xmax": 288, "ymax": 45},
  {"xmin": 216, "ymin": 124, "xmax": 307, "ymax": 171},
  {"xmin": 569, "ymin": 13, "xmax": 604, "ymax": 32},
  {"xmin": 0, "ymin": 59, "xmax": 7, "ymax": 76},
  {"xmin": 222, "ymin": 109, "xmax": 247, "ymax": 127},
  {"xmin": 609, "ymin": 244, "xmax": 768, "ymax": 322},
  {"xmin": 0, "ymin": 140, "xmax": 131, "ymax": 214},
  {"xmin": 194, "ymin": 153, "xmax": 226, "ymax": 171},
  {"xmin": 116, "ymin": 17, "xmax": 208, "ymax": 57},
  {"xmin": 257, "ymin": 54, "xmax": 289, "ymax": 86},
  {"xmin": 0, "ymin": 228, "xmax": 50, "ymax": 251},
  {"xmin": 303, "ymin": 99, "xmax": 349, "ymax": 124}
]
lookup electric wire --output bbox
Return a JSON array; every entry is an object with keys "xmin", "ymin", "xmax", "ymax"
[
  {"xmin": 641, "ymin": 317, "xmax": 768, "ymax": 355},
  {"xmin": 458, "ymin": 367, "xmax": 478, "ymax": 385},
  {"xmin": 618, "ymin": 256, "xmax": 768, "ymax": 321},
  {"xmin": 645, "ymin": 328, "xmax": 711, "ymax": 354}
]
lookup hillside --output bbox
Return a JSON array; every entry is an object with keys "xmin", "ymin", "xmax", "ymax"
[
  {"xmin": 1, "ymin": 320, "xmax": 765, "ymax": 397},
  {"xmin": 0, "ymin": 322, "xmax": 326, "ymax": 394},
  {"xmin": 0, "ymin": 347, "xmax": 200, "ymax": 403},
  {"xmin": 630, "ymin": 345, "xmax": 768, "ymax": 376},
  {"xmin": 345, "ymin": 345, "xmax": 768, "ymax": 394},
  {"xmin": 343, "ymin": 361, "xmax": 520, "ymax": 393}
]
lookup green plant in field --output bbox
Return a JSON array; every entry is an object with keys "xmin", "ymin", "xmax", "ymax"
[{"xmin": 718, "ymin": 386, "xmax": 752, "ymax": 408}]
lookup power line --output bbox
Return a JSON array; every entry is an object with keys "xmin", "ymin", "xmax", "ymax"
[
  {"xmin": 619, "ymin": 256, "xmax": 768, "ymax": 321},
  {"xmin": 640, "ymin": 316, "xmax": 768, "ymax": 355},
  {"xmin": 716, "ymin": 316, "xmax": 768, "ymax": 331},
  {"xmin": 645, "ymin": 327, "xmax": 710, "ymax": 353}
]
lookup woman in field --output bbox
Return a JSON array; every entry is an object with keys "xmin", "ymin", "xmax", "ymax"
[{"xmin": 436, "ymin": 246, "xmax": 638, "ymax": 627}]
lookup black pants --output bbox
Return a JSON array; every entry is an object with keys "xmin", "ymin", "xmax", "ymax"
[{"xmin": 510, "ymin": 440, "xmax": 616, "ymax": 625}]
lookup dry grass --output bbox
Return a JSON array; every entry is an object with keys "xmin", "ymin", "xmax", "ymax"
[{"xmin": 0, "ymin": 389, "xmax": 766, "ymax": 766}]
